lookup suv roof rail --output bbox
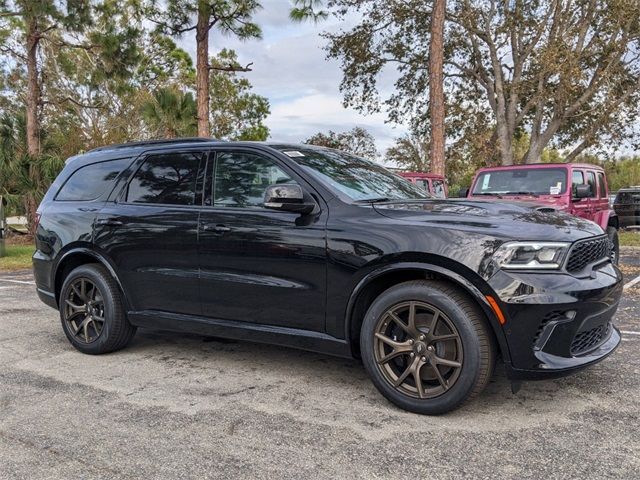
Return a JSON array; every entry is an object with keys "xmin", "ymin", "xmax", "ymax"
[{"xmin": 87, "ymin": 137, "xmax": 219, "ymax": 153}]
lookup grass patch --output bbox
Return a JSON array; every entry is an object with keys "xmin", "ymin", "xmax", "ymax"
[
  {"xmin": 0, "ymin": 244, "xmax": 34, "ymax": 271},
  {"xmin": 620, "ymin": 230, "xmax": 640, "ymax": 247}
]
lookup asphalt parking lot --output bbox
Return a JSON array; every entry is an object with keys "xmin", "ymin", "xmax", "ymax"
[{"xmin": 1, "ymin": 250, "xmax": 639, "ymax": 479}]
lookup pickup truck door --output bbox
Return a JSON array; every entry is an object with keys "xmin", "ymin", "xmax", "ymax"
[{"xmin": 571, "ymin": 169, "xmax": 592, "ymax": 220}]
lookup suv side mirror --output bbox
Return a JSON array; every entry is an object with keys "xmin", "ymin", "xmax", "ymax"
[
  {"xmin": 264, "ymin": 184, "xmax": 315, "ymax": 214},
  {"xmin": 574, "ymin": 184, "xmax": 592, "ymax": 199},
  {"xmin": 458, "ymin": 188, "xmax": 469, "ymax": 198}
]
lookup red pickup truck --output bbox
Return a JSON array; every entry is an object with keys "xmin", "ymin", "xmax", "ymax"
[
  {"xmin": 399, "ymin": 172, "xmax": 448, "ymax": 198},
  {"xmin": 466, "ymin": 163, "xmax": 619, "ymax": 262}
]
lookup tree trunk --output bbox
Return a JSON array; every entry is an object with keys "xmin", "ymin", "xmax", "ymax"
[
  {"xmin": 523, "ymin": 141, "xmax": 543, "ymax": 164},
  {"xmin": 25, "ymin": 18, "xmax": 41, "ymax": 157},
  {"xmin": 429, "ymin": 0, "xmax": 446, "ymax": 176},
  {"xmin": 496, "ymin": 118, "xmax": 514, "ymax": 165},
  {"xmin": 25, "ymin": 194, "xmax": 38, "ymax": 237},
  {"xmin": 196, "ymin": 6, "xmax": 211, "ymax": 138}
]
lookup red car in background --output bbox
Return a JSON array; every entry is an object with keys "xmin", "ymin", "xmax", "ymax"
[
  {"xmin": 399, "ymin": 172, "xmax": 448, "ymax": 198},
  {"xmin": 465, "ymin": 163, "xmax": 620, "ymax": 262}
]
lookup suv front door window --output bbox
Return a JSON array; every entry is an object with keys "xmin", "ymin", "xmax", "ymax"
[
  {"xmin": 198, "ymin": 150, "xmax": 327, "ymax": 331},
  {"xmin": 213, "ymin": 151, "xmax": 296, "ymax": 207},
  {"xmin": 571, "ymin": 171, "xmax": 584, "ymax": 197}
]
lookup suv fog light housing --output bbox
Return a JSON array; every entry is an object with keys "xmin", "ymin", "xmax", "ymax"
[{"xmin": 493, "ymin": 242, "xmax": 570, "ymax": 270}]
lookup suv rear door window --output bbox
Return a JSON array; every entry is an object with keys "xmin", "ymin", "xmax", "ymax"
[
  {"xmin": 586, "ymin": 171, "xmax": 597, "ymax": 198},
  {"xmin": 127, "ymin": 152, "xmax": 204, "ymax": 205},
  {"xmin": 432, "ymin": 179, "xmax": 446, "ymax": 198},
  {"xmin": 56, "ymin": 158, "xmax": 131, "ymax": 201},
  {"xmin": 213, "ymin": 152, "xmax": 295, "ymax": 208},
  {"xmin": 597, "ymin": 172, "xmax": 606, "ymax": 198}
]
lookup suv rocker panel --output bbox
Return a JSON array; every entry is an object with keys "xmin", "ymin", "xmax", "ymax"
[{"xmin": 128, "ymin": 310, "xmax": 350, "ymax": 357}]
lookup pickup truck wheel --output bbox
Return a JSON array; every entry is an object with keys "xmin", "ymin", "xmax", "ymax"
[
  {"xmin": 59, "ymin": 264, "xmax": 136, "ymax": 354},
  {"xmin": 360, "ymin": 280, "xmax": 495, "ymax": 415},
  {"xmin": 607, "ymin": 227, "xmax": 619, "ymax": 265}
]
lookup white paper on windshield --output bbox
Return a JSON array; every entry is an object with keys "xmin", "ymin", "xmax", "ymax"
[
  {"xmin": 482, "ymin": 174, "xmax": 491, "ymax": 190},
  {"xmin": 549, "ymin": 182, "xmax": 562, "ymax": 195},
  {"xmin": 283, "ymin": 150, "xmax": 305, "ymax": 157}
]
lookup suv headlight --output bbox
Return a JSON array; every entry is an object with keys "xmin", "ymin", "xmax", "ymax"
[{"xmin": 492, "ymin": 242, "xmax": 570, "ymax": 270}]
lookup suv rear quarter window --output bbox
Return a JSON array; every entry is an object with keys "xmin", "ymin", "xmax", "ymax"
[{"xmin": 56, "ymin": 158, "xmax": 131, "ymax": 201}]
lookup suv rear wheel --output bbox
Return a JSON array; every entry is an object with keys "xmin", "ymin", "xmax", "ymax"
[
  {"xmin": 59, "ymin": 264, "xmax": 136, "ymax": 354},
  {"xmin": 360, "ymin": 280, "xmax": 495, "ymax": 415}
]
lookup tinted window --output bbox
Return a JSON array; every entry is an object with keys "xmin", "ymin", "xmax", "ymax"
[
  {"xmin": 572, "ymin": 171, "xmax": 584, "ymax": 197},
  {"xmin": 127, "ymin": 152, "xmax": 203, "ymax": 205},
  {"xmin": 597, "ymin": 172, "xmax": 606, "ymax": 198},
  {"xmin": 586, "ymin": 171, "xmax": 597, "ymax": 198},
  {"xmin": 56, "ymin": 158, "xmax": 131, "ymax": 201},
  {"xmin": 214, "ymin": 152, "xmax": 295, "ymax": 208},
  {"xmin": 274, "ymin": 147, "xmax": 428, "ymax": 201}
]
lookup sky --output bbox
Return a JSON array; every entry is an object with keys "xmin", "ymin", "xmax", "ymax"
[{"xmin": 176, "ymin": 0, "xmax": 406, "ymax": 156}]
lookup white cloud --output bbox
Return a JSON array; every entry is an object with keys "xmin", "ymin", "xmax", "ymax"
[
  {"xmin": 268, "ymin": 93, "xmax": 406, "ymax": 153},
  {"xmin": 175, "ymin": 1, "xmax": 406, "ymax": 156}
]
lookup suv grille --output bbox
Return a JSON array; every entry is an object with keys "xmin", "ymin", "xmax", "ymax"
[
  {"xmin": 570, "ymin": 324, "xmax": 609, "ymax": 355},
  {"xmin": 566, "ymin": 237, "xmax": 610, "ymax": 273}
]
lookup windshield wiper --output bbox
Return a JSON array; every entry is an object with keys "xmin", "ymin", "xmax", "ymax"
[
  {"xmin": 472, "ymin": 192, "xmax": 504, "ymax": 198},
  {"xmin": 503, "ymin": 191, "xmax": 540, "ymax": 197},
  {"xmin": 355, "ymin": 197, "xmax": 392, "ymax": 203}
]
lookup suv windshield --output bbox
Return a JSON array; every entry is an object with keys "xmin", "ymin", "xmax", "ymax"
[
  {"xmin": 276, "ymin": 147, "xmax": 429, "ymax": 202},
  {"xmin": 472, "ymin": 168, "xmax": 568, "ymax": 196}
]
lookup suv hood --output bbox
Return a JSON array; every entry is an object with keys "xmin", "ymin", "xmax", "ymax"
[
  {"xmin": 468, "ymin": 194, "xmax": 568, "ymax": 212},
  {"xmin": 373, "ymin": 199, "xmax": 603, "ymax": 242}
]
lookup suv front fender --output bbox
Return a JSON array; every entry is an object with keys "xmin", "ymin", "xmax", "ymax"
[
  {"xmin": 344, "ymin": 262, "xmax": 512, "ymax": 366},
  {"xmin": 593, "ymin": 209, "xmax": 618, "ymax": 231}
]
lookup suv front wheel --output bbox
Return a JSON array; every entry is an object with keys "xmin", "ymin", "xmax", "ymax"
[
  {"xmin": 59, "ymin": 264, "xmax": 136, "ymax": 354},
  {"xmin": 360, "ymin": 280, "xmax": 495, "ymax": 415}
]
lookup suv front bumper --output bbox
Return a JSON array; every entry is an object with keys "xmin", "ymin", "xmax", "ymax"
[{"xmin": 488, "ymin": 261, "xmax": 623, "ymax": 379}]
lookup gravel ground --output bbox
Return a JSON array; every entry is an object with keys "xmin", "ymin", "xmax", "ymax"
[{"xmin": 1, "ymin": 256, "xmax": 639, "ymax": 480}]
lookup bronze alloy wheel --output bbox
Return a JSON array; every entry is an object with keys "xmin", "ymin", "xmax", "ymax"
[
  {"xmin": 63, "ymin": 277, "xmax": 105, "ymax": 344},
  {"xmin": 373, "ymin": 300, "xmax": 463, "ymax": 399}
]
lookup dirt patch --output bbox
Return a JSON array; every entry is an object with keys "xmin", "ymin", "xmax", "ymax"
[
  {"xmin": 619, "ymin": 263, "xmax": 640, "ymax": 278},
  {"xmin": 5, "ymin": 233, "xmax": 34, "ymax": 246}
]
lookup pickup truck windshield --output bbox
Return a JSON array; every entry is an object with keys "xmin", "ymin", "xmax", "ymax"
[
  {"xmin": 276, "ymin": 147, "xmax": 429, "ymax": 202},
  {"xmin": 472, "ymin": 168, "xmax": 568, "ymax": 196}
]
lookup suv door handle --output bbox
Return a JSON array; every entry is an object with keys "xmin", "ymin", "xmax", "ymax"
[
  {"xmin": 203, "ymin": 224, "xmax": 231, "ymax": 233},
  {"xmin": 95, "ymin": 218, "xmax": 123, "ymax": 227}
]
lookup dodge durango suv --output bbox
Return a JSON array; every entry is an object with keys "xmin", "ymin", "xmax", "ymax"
[{"xmin": 34, "ymin": 139, "xmax": 623, "ymax": 414}]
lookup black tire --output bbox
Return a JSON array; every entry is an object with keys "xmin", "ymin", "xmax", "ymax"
[
  {"xmin": 607, "ymin": 227, "xmax": 619, "ymax": 265},
  {"xmin": 360, "ymin": 280, "xmax": 495, "ymax": 415},
  {"xmin": 59, "ymin": 264, "xmax": 136, "ymax": 354}
]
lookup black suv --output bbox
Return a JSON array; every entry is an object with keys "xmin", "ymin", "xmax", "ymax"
[
  {"xmin": 614, "ymin": 187, "xmax": 640, "ymax": 228},
  {"xmin": 34, "ymin": 139, "xmax": 623, "ymax": 414}
]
